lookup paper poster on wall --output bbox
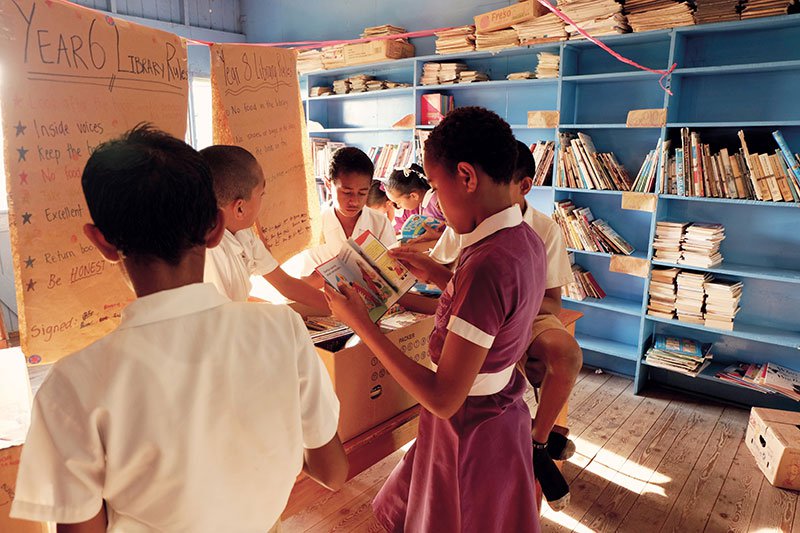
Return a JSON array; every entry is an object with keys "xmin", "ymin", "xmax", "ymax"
[
  {"xmin": 0, "ymin": 0, "xmax": 189, "ymax": 363},
  {"xmin": 210, "ymin": 43, "xmax": 321, "ymax": 263}
]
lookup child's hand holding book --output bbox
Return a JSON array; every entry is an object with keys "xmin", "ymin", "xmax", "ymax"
[
  {"xmin": 389, "ymin": 248, "xmax": 453, "ymax": 291},
  {"xmin": 324, "ymin": 282, "xmax": 374, "ymax": 332}
]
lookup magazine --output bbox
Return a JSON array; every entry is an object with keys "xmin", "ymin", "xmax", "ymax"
[
  {"xmin": 316, "ymin": 230, "xmax": 417, "ymax": 322},
  {"xmin": 400, "ymin": 214, "xmax": 444, "ymax": 243}
]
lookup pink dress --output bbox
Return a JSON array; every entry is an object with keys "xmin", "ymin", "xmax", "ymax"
[
  {"xmin": 374, "ymin": 208, "xmax": 546, "ymax": 532},
  {"xmin": 393, "ymin": 190, "xmax": 446, "ymax": 232}
]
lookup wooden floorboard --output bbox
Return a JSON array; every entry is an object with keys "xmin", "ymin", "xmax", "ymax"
[{"xmin": 283, "ymin": 374, "xmax": 798, "ymax": 533}]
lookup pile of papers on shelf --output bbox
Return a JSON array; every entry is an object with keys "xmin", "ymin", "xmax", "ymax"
[
  {"xmin": 716, "ymin": 362, "xmax": 800, "ymax": 401},
  {"xmin": 309, "ymin": 86, "xmax": 333, "ymax": 97},
  {"xmin": 361, "ymin": 24, "xmax": 408, "ymax": 39},
  {"xmin": 536, "ymin": 52, "xmax": 561, "ymax": 78},
  {"xmin": 435, "ymin": 25, "xmax": 477, "ymax": 54},
  {"xmin": 740, "ymin": 0, "xmax": 792, "ymax": 18},
  {"xmin": 647, "ymin": 267, "xmax": 680, "ymax": 318},
  {"xmin": 513, "ymin": 13, "xmax": 568, "ymax": 44},
  {"xmin": 703, "ymin": 279, "xmax": 743, "ymax": 330},
  {"xmin": 475, "ymin": 28, "xmax": 520, "ymax": 51},
  {"xmin": 644, "ymin": 334, "xmax": 713, "ymax": 377},
  {"xmin": 558, "ymin": 0, "xmax": 631, "ymax": 37},
  {"xmin": 421, "ymin": 62, "xmax": 468, "ymax": 85},
  {"xmin": 507, "ymin": 71, "xmax": 537, "ymax": 80},
  {"xmin": 694, "ymin": 0, "xmax": 743, "ymax": 23},
  {"xmin": 458, "ymin": 70, "xmax": 490, "ymax": 83},
  {"xmin": 298, "ymin": 49, "xmax": 324, "ymax": 74},
  {"xmin": 675, "ymin": 270, "xmax": 711, "ymax": 324},
  {"xmin": 346, "ymin": 74, "xmax": 376, "ymax": 93},
  {"xmin": 679, "ymin": 222, "xmax": 725, "ymax": 268},
  {"xmin": 625, "ymin": 0, "xmax": 696, "ymax": 32},
  {"xmin": 653, "ymin": 221, "xmax": 689, "ymax": 262}
]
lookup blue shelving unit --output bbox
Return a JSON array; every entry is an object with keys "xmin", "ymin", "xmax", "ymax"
[{"xmin": 302, "ymin": 14, "xmax": 800, "ymax": 410}]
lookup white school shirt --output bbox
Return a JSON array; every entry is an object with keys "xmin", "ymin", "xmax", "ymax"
[
  {"xmin": 430, "ymin": 202, "xmax": 573, "ymax": 290},
  {"xmin": 11, "ymin": 283, "xmax": 339, "ymax": 532},
  {"xmin": 205, "ymin": 227, "xmax": 279, "ymax": 301},
  {"xmin": 286, "ymin": 205, "xmax": 397, "ymax": 277}
]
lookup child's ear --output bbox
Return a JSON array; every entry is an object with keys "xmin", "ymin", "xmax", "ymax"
[
  {"xmin": 83, "ymin": 224, "xmax": 122, "ymax": 263},
  {"xmin": 409, "ymin": 191, "xmax": 420, "ymax": 203},
  {"xmin": 456, "ymin": 162, "xmax": 479, "ymax": 194},
  {"xmin": 232, "ymin": 198, "xmax": 246, "ymax": 219},
  {"xmin": 206, "ymin": 209, "xmax": 226, "ymax": 249},
  {"xmin": 519, "ymin": 176, "xmax": 534, "ymax": 196}
]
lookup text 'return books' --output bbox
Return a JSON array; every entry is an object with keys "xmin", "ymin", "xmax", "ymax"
[{"xmin": 316, "ymin": 230, "xmax": 417, "ymax": 322}]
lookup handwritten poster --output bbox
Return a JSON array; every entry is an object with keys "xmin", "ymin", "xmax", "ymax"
[
  {"xmin": 0, "ymin": 0, "xmax": 189, "ymax": 363},
  {"xmin": 210, "ymin": 44, "xmax": 320, "ymax": 262}
]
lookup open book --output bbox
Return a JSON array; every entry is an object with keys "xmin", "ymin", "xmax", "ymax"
[{"xmin": 316, "ymin": 230, "xmax": 417, "ymax": 322}]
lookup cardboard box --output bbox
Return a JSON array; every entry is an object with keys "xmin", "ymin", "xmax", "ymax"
[
  {"xmin": 745, "ymin": 407, "xmax": 800, "ymax": 490},
  {"xmin": 342, "ymin": 40, "xmax": 415, "ymax": 67},
  {"xmin": 315, "ymin": 317, "xmax": 434, "ymax": 442},
  {"xmin": 0, "ymin": 446, "xmax": 49, "ymax": 533},
  {"xmin": 474, "ymin": 0, "xmax": 549, "ymax": 34}
]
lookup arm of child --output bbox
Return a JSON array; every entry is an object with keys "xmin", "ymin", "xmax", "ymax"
[
  {"xmin": 302, "ymin": 270, "xmax": 326, "ymax": 290},
  {"xmin": 303, "ymin": 435, "xmax": 348, "ymax": 491},
  {"xmin": 58, "ymin": 508, "xmax": 107, "ymax": 533},
  {"xmin": 397, "ymin": 292, "xmax": 439, "ymax": 315},
  {"xmin": 265, "ymin": 267, "xmax": 330, "ymax": 315},
  {"xmin": 540, "ymin": 287, "xmax": 563, "ymax": 317}
]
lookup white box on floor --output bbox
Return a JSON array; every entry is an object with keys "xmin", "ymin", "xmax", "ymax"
[{"xmin": 745, "ymin": 407, "xmax": 800, "ymax": 490}]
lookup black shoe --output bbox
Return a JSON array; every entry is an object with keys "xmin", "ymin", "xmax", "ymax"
[
  {"xmin": 547, "ymin": 431, "xmax": 576, "ymax": 461},
  {"xmin": 533, "ymin": 440, "xmax": 570, "ymax": 511}
]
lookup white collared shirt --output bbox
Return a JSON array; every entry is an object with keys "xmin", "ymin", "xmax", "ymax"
[
  {"xmin": 11, "ymin": 283, "xmax": 339, "ymax": 532},
  {"xmin": 205, "ymin": 228, "xmax": 279, "ymax": 301},
  {"xmin": 285, "ymin": 205, "xmax": 397, "ymax": 277},
  {"xmin": 430, "ymin": 202, "xmax": 573, "ymax": 289}
]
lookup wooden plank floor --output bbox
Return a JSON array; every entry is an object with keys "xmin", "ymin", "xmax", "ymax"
[{"xmin": 283, "ymin": 368, "xmax": 798, "ymax": 532}]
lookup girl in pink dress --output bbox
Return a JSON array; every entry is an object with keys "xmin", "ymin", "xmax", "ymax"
[
  {"xmin": 386, "ymin": 164, "xmax": 446, "ymax": 237},
  {"xmin": 325, "ymin": 107, "xmax": 546, "ymax": 532}
]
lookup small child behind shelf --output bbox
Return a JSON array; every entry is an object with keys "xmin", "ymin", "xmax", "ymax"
[
  {"xmin": 385, "ymin": 163, "xmax": 446, "ymax": 240},
  {"xmin": 201, "ymin": 145, "xmax": 329, "ymax": 313},
  {"xmin": 366, "ymin": 179, "xmax": 397, "ymax": 224}
]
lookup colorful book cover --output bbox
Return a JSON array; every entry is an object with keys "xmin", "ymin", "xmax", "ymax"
[{"xmin": 400, "ymin": 214, "xmax": 444, "ymax": 242}]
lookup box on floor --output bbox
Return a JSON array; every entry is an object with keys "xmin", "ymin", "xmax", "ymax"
[{"xmin": 746, "ymin": 407, "xmax": 800, "ymax": 490}]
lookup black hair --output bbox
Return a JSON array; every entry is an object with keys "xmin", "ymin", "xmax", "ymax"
[
  {"xmin": 199, "ymin": 145, "xmax": 263, "ymax": 205},
  {"xmin": 367, "ymin": 180, "xmax": 389, "ymax": 207},
  {"xmin": 386, "ymin": 163, "xmax": 430, "ymax": 196},
  {"xmin": 81, "ymin": 123, "xmax": 218, "ymax": 265},
  {"xmin": 513, "ymin": 140, "xmax": 536, "ymax": 184},
  {"xmin": 329, "ymin": 146, "xmax": 374, "ymax": 182},
  {"xmin": 424, "ymin": 106, "xmax": 517, "ymax": 184}
]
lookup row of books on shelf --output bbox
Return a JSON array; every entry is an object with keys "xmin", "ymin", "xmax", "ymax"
[
  {"xmin": 643, "ymin": 334, "xmax": 713, "ymax": 377},
  {"xmin": 310, "ymin": 75, "xmax": 411, "ymax": 97},
  {"xmin": 552, "ymin": 200, "xmax": 635, "ymax": 255},
  {"xmin": 310, "ymin": 137, "xmax": 413, "ymax": 181},
  {"xmin": 716, "ymin": 362, "xmax": 800, "ymax": 401},
  {"xmin": 648, "ymin": 267, "xmax": 742, "ymax": 330},
  {"xmin": 556, "ymin": 132, "xmax": 634, "ymax": 191},
  {"xmin": 529, "ymin": 141, "xmax": 556, "ymax": 186},
  {"xmin": 420, "ymin": 53, "xmax": 560, "ymax": 86},
  {"xmin": 563, "ymin": 261, "xmax": 607, "ymax": 300},
  {"xmin": 653, "ymin": 221, "xmax": 725, "ymax": 268}
]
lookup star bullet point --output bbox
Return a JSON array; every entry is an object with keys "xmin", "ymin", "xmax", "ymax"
[
  {"xmin": 19, "ymin": 171, "xmax": 28, "ymax": 185},
  {"xmin": 14, "ymin": 121, "xmax": 26, "ymax": 137},
  {"xmin": 26, "ymin": 279, "xmax": 36, "ymax": 292},
  {"xmin": 24, "ymin": 256, "xmax": 35, "ymax": 268},
  {"xmin": 17, "ymin": 146, "xmax": 28, "ymax": 162},
  {"xmin": 21, "ymin": 212, "xmax": 32, "ymax": 224}
]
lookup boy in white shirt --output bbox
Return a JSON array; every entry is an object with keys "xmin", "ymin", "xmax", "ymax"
[
  {"xmin": 10, "ymin": 125, "xmax": 348, "ymax": 533},
  {"xmin": 201, "ymin": 145, "xmax": 329, "ymax": 313},
  {"xmin": 428, "ymin": 141, "xmax": 582, "ymax": 510}
]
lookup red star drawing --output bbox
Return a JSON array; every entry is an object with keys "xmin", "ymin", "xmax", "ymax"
[{"xmin": 19, "ymin": 171, "xmax": 28, "ymax": 185}]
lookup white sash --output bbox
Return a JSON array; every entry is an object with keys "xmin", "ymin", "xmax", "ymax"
[{"xmin": 430, "ymin": 363, "xmax": 515, "ymax": 396}]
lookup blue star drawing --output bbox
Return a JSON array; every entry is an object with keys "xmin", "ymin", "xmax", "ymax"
[
  {"xmin": 14, "ymin": 121, "xmax": 26, "ymax": 137},
  {"xmin": 26, "ymin": 279, "xmax": 36, "ymax": 292},
  {"xmin": 22, "ymin": 212, "xmax": 32, "ymax": 224},
  {"xmin": 24, "ymin": 256, "xmax": 35, "ymax": 268},
  {"xmin": 17, "ymin": 146, "xmax": 28, "ymax": 162}
]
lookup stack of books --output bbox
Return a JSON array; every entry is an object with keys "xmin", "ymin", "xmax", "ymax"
[
  {"xmin": 310, "ymin": 138, "xmax": 346, "ymax": 182},
  {"xmin": 298, "ymin": 49, "xmax": 324, "ymax": 74},
  {"xmin": 643, "ymin": 334, "xmax": 713, "ymax": 377},
  {"xmin": 536, "ymin": 52, "xmax": 561, "ymax": 78},
  {"xmin": 556, "ymin": 132, "xmax": 634, "ymax": 190},
  {"xmin": 475, "ymin": 28, "xmax": 520, "ymax": 51},
  {"xmin": 421, "ymin": 62, "xmax": 468, "ymax": 85},
  {"xmin": 361, "ymin": 24, "xmax": 407, "ymax": 39},
  {"xmin": 740, "ymin": 0, "xmax": 793, "ymax": 18},
  {"xmin": 507, "ymin": 71, "xmax": 537, "ymax": 80},
  {"xmin": 347, "ymin": 74, "xmax": 375, "ymax": 93},
  {"xmin": 625, "ymin": 0, "xmax": 696, "ymax": 32},
  {"xmin": 434, "ymin": 25, "xmax": 477, "ymax": 54},
  {"xmin": 680, "ymin": 223, "xmax": 725, "ymax": 268},
  {"xmin": 632, "ymin": 138, "xmax": 667, "ymax": 193},
  {"xmin": 559, "ymin": 0, "xmax": 631, "ymax": 37},
  {"xmin": 716, "ymin": 362, "xmax": 800, "ymax": 401},
  {"xmin": 648, "ymin": 267, "xmax": 680, "ymax": 318},
  {"xmin": 305, "ymin": 316, "xmax": 353, "ymax": 344},
  {"xmin": 564, "ymin": 264, "xmax": 607, "ymax": 300},
  {"xmin": 694, "ymin": 0, "xmax": 742, "ymax": 23},
  {"xmin": 458, "ymin": 70, "xmax": 490, "ymax": 83},
  {"xmin": 530, "ymin": 141, "xmax": 556, "ymax": 186},
  {"xmin": 653, "ymin": 221, "xmax": 688, "ymax": 263},
  {"xmin": 513, "ymin": 13, "xmax": 568, "ymax": 44},
  {"xmin": 369, "ymin": 141, "xmax": 414, "ymax": 179},
  {"xmin": 675, "ymin": 271, "xmax": 711, "ymax": 324},
  {"xmin": 553, "ymin": 200, "xmax": 636, "ymax": 255},
  {"xmin": 703, "ymin": 279, "xmax": 743, "ymax": 330},
  {"xmin": 415, "ymin": 130, "xmax": 431, "ymax": 165},
  {"xmin": 309, "ymin": 86, "xmax": 333, "ymax": 97}
]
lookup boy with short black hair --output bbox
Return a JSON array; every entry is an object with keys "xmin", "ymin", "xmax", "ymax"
[
  {"xmin": 201, "ymin": 144, "xmax": 329, "ymax": 313},
  {"xmin": 11, "ymin": 125, "xmax": 347, "ymax": 533}
]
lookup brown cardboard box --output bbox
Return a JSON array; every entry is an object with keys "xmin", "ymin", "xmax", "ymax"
[
  {"xmin": 0, "ymin": 446, "xmax": 49, "ymax": 533},
  {"xmin": 474, "ymin": 0, "xmax": 549, "ymax": 34},
  {"xmin": 315, "ymin": 317, "xmax": 434, "ymax": 442},
  {"xmin": 342, "ymin": 40, "xmax": 415, "ymax": 67},
  {"xmin": 745, "ymin": 407, "xmax": 800, "ymax": 490}
]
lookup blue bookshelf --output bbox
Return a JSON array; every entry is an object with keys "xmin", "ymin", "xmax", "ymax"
[{"xmin": 302, "ymin": 14, "xmax": 800, "ymax": 410}]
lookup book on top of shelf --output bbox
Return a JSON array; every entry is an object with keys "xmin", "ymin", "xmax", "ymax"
[{"xmin": 316, "ymin": 230, "xmax": 417, "ymax": 322}]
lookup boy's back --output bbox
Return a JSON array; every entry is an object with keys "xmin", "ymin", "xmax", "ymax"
[{"xmin": 12, "ymin": 283, "xmax": 339, "ymax": 532}]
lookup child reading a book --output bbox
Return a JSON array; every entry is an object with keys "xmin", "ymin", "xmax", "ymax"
[
  {"xmin": 386, "ymin": 163, "xmax": 446, "ymax": 239},
  {"xmin": 325, "ymin": 107, "xmax": 546, "ymax": 532},
  {"xmin": 10, "ymin": 126, "xmax": 348, "ymax": 532},
  {"xmin": 200, "ymin": 145, "xmax": 329, "ymax": 313},
  {"xmin": 367, "ymin": 179, "xmax": 397, "ymax": 223}
]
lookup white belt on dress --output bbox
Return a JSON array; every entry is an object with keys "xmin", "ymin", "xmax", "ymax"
[{"xmin": 430, "ymin": 362, "xmax": 515, "ymax": 396}]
